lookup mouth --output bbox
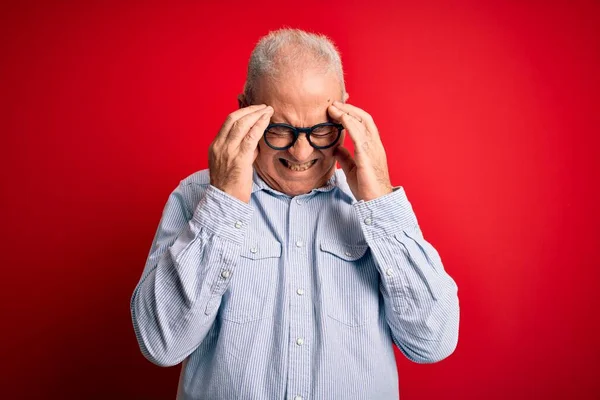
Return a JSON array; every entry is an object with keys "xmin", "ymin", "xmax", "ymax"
[{"xmin": 279, "ymin": 158, "xmax": 318, "ymax": 172}]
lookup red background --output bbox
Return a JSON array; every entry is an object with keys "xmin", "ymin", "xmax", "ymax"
[{"xmin": 2, "ymin": 1, "xmax": 599, "ymax": 399}]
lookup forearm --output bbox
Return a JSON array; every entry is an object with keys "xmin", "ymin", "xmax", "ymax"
[
  {"xmin": 130, "ymin": 184, "xmax": 252, "ymax": 366},
  {"xmin": 354, "ymin": 187, "xmax": 460, "ymax": 363},
  {"xmin": 371, "ymin": 233, "xmax": 459, "ymax": 363},
  {"xmin": 130, "ymin": 226, "xmax": 239, "ymax": 366}
]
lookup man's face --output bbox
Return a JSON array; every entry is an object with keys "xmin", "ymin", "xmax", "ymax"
[{"xmin": 250, "ymin": 68, "xmax": 346, "ymax": 197}]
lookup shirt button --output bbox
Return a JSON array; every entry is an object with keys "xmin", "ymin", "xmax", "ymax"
[
  {"xmin": 296, "ymin": 198, "xmax": 302, "ymax": 205},
  {"xmin": 295, "ymin": 240, "xmax": 304, "ymax": 248},
  {"xmin": 234, "ymin": 221, "xmax": 242, "ymax": 229},
  {"xmin": 344, "ymin": 251, "xmax": 352, "ymax": 257},
  {"xmin": 385, "ymin": 268, "xmax": 393, "ymax": 276},
  {"xmin": 250, "ymin": 247, "xmax": 258, "ymax": 254},
  {"xmin": 364, "ymin": 217, "xmax": 373, "ymax": 225},
  {"xmin": 296, "ymin": 288, "xmax": 305, "ymax": 296},
  {"xmin": 294, "ymin": 396, "xmax": 303, "ymax": 400},
  {"xmin": 296, "ymin": 337, "xmax": 304, "ymax": 346},
  {"xmin": 221, "ymin": 270, "xmax": 231, "ymax": 279}
]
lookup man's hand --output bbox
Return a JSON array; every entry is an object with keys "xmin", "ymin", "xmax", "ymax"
[
  {"xmin": 209, "ymin": 104, "xmax": 274, "ymax": 203},
  {"xmin": 327, "ymin": 101, "xmax": 393, "ymax": 202}
]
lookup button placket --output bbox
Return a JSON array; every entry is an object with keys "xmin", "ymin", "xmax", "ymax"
[{"xmin": 288, "ymin": 195, "xmax": 311, "ymax": 396}]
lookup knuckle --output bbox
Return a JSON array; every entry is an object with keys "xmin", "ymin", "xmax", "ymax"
[
  {"xmin": 240, "ymin": 134, "xmax": 255, "ymax": 149},
  {"xmin": 224, "ymin": 142, "xmax": 238, "ymax": 157},
  {"xmin": 208, "ymin": 141, "xmax": 219, "ymax": 154},
  {"xmin": 225, "ymin": 114, "xmax": 236, "ymax": 126},
  {"xmin": 221, "ymin": 118, "xmax": 235, "ymax": 133},
  {"xmin": 233, "ymin": 117, "xmax": 251, "ymax": 134},
  {"xmin": 243, "ymin": 133, "xmax": 255, "ymax": 144}
]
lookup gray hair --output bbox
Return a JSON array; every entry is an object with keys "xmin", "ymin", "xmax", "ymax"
[{"xmin": 243, "ymin": 28, "xmax": 346, "ymax": 104}]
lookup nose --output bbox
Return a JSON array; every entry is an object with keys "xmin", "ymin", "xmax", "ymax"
[{"xmin": 287, "ymin": 134, "xmax": 314, "ymax": 162}]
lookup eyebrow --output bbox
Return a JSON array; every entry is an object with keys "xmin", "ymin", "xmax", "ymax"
[{"xmin": 269, "ymin": 115, "xmax": 290, "ymax": 124}]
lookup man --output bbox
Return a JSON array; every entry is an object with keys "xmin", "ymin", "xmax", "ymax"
[{"xmin": 131, "ymin": 28, "xmax": 459, "ymax": 400}]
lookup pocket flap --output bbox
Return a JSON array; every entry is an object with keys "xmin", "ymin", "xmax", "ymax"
[
  {"xmin": 319, "ymin": 240, "xmax": 368, "ymax": 261},
  {"xmin": 240, "ymin": 239, "xmax": 282, "ymax": 260}
]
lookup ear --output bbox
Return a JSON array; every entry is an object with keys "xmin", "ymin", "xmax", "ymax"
[
  {"xmin": 343, "ymin": 91, "xmax": 349, "ymax": 103},
  {"xmin": 238, "ymin": 93, "xmax": 248, "ymax": 109}
]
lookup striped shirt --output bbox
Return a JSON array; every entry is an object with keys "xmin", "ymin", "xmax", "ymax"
[{"xmin": 131, "ymin": 168, "xmax": 460, "ymax": 400}]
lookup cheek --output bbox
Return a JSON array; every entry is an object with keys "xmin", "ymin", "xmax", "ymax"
[
  {"xmin": 318, "ymin": 149, "xmax": 337, "ymax": 166},
  {"xmin": 256, "ymin": 142, "xmax": 285, "ymax": 169},
  {"xmin": 255, "ymin": 142, "xmax": 273, "ymax": 167}
]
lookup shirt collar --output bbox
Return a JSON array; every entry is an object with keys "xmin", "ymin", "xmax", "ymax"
[{"xmin": 252, "ymin": 168, "xmax": 339, "ymax": 197}]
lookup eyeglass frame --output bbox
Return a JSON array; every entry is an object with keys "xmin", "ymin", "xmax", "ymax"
[{"xmin": 263, "ymin": 122, "xmax": 345, "ymax": 150}]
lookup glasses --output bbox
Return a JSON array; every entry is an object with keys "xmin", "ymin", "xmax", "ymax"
[{"xmin": 263, "ymin": 122, "xmax": 344, "ymax": 150}]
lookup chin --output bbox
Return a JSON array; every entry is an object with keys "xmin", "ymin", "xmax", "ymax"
[
  {"xmin": 275, "ymin": 162, "xmax": 335, "ymax": 193},
  {"xmin": 254, "ymin": 157, "xmax": 336, "ymax": 196}
]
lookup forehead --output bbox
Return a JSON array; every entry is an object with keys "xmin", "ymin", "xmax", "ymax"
[{"xmin": 258, "ymin": 69, "xmax": 342, "ymax": 125}]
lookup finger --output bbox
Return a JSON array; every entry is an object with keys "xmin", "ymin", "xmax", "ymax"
[
  {"xmin": 215, "ymin": 104, "xmax": 268, "ymax": 144},
  {"xmin": 239, "ymin": 108, "xmax": 273, "ymax": 154},
  {"xmin": 328, "ymin": 104, "xmax": 367, "ymax": 148},
  {"xmin": 332, "ymin": 101, "xmax": 377, "ymax": 133},
  {"xmin": 334, "ymin": 145, "xmax": 356, "ymax": 175},
  {"xmin": 226, "ymin": 106, "xmax": 273, "ymax": 145}
]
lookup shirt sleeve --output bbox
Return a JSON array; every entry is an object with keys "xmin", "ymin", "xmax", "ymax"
[
  {"xmin": 130, "ymin": 183, "xmax": 253, "ymax": 367},
  {"xmin": 353, "ymin": 187, "xmax": 460, "ymax": 363}
]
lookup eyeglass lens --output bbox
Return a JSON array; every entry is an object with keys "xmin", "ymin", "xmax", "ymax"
[{"xmin": 265, "ymin": 125, "xmax": 339, "ymax": 149}]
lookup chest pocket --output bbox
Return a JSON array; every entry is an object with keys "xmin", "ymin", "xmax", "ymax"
[
  {"xmin": 220, "ymin": 238, "xmax": 282, "ymax": 324},
  {"xmin": 319, "ymin": 240, "xmax": 380, "ymax": 327}
]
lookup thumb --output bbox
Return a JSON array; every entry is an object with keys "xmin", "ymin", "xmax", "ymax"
[{"xmin": 334, "ymin": 146, "xmax": 356, "ymax": 175}]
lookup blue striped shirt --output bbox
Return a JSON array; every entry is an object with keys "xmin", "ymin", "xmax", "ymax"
[{"xmin": 131, "ymin": 168, "xmax": 459, "ymax": 400}]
